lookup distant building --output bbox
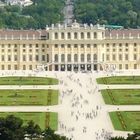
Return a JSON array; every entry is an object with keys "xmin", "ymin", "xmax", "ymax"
[
  {"xmin": 0, "ymin": 1, "xmax": 6, "ymax": 7},
  {"xmin": 0, "ymin": 21, "xmax": 140, "ymax": 71},
  {"xmin": 6, "ymin": 0, "xmax": 33, "ymax": 7}
]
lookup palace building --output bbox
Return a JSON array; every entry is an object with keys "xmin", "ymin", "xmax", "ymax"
[{"xmin": 0, "ymin": 21, "xmax": 140, "ymax": 71}]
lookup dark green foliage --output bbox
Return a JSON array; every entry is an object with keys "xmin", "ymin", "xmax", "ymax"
[
  {"xmin": 111, "ymin": 131, "xmax": 140, "ymax": 140},
  {"xmin": 0, "ymin": 115, "xmax": 25, "ymax": 140},
  {"xmin": 110, "ymin": 137, "xmax": 126, "ymax": 140},
  {"xmin": 74, "ymin": 0, "xmax": 140, "ymax": 28},
  {"xmin": 0, "ymin": 0, "xmax": 65, "ymax": 29},
  {"xmin": 0, "ymin": 115, "xmax": 69, "ymax": 140}
]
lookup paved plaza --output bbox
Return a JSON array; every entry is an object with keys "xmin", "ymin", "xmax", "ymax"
[{"xmin": 0, "ymin": 70, "xmax": 140, "ymax": 140}]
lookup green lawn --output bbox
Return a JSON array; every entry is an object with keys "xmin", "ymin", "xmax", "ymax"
[
  {"xmin": 0, "ymin": 89, "xmax": 58, "ymax": 106},
  {"xmin": 97, "ymin": 76, "xmax": 140, "ymax": 84},
  {"xmin": 0, "ymin": 77, "xmax": 58, "ymax": 85},
  {"xmin": 0, "ymin": 112, "xmax": 58, "ymax": 130},
  {"xmin": 109, "ymin": 111, "xmax": 140, "ymax": 131},
  {"xmin": 101, "ymin": 89, "xmax": 140, "ymax": 105}
]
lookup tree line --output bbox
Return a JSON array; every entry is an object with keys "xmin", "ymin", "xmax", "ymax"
[
  {"xmin": 74, "ymin": 0, "xmax": 140, "ymax": 28},
  {"xmin": 0, "ymin": 115, "xmax": 140, "ymax": 140},
  {"xmin": 0, "ymin": 0, "xmax": 65, "ymax": 29},
  {"xmin": 0, "ymin": 115, "xmax": 69, "ymax": 140}
]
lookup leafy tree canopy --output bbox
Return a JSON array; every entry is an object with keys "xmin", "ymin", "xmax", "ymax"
[
  {"xmin": 0, "ymin": 0, "xmax": 65, "ymax": 29},
  {"xmin": 0, "ymin": 115, "xmax": 69, "ymax": 140},
  {"xmin": 74, "ymin": 0, "xmax": 140, "ymax": 28}
]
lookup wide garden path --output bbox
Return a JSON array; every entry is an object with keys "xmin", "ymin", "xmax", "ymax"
[{"xmin": 0, "ymin": 70, "xmax": 140, "ymax": 140}]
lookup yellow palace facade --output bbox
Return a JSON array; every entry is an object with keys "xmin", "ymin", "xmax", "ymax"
[{"xmin": 0, "ymin": 21, "xmax": 140, "ymax": 71}]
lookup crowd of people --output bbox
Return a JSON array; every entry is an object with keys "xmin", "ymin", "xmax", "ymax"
[{"xmin": 56, "ymin": 72, "xmax": 113, "ymax": 140}]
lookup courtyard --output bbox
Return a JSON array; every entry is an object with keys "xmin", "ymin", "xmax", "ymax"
[{"xmin": 0, "ymin": 70, "xmax": 140, "ymax": 140}]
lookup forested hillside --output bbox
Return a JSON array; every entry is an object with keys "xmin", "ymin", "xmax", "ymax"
[
  {"xmin": 0, "ymin": 0, "xmax": 65, "ymax": 29},
  {"xmin": 74, "ymin": 0, "xmax": 140, "ymax": 28}
]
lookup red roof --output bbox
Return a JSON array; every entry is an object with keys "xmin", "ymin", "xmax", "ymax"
[{"xmin": 105, "ymin": 29, "xmax": 140, "ymax": 38}]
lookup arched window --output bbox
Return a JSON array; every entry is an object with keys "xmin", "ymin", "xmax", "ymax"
[
  {"xmin": 61, "ymin": 54, "xmax": 65, "ymax": 62},
  {"xmin": 87, "ymin": 32, "xmax": 90, "ymax": 39},
  {"xmin": 94, "ymin": 32, "xmax": 97, "ymax": 39},
  {"xmin": 46, "ymin": 54, "xmax": 49, "ymax": 62},
  {"xmin": 81, "ymin": 54, "xmax": 84, "ymax": 62},
  {"xmin": 54, "ymin": 54, "xmax": 58, "ymax": 62},
  {"xmin": 68, "ymin": 32, "xmax": 71, "ymax": 39},
  {"xmin": 74, "ymin": 32, "xmax": 77, "ymax": 39},
  {"xmin": 93, "ymin": 54, "xmax": 97, "ymax": 61},
  {"xmin": 81, "ymin": 32, "xmax": 84, "ymax": 39},
  {"xmin": 67, "ymin": 54, "xmax": 71, "ymax": 62},
  {"xmin": 55, "ymin": 32, "xmax": 58, "ymax": 39},
  {"xmin": 74, "ymin": 54, "xmax": 78, "ymax": 62},
  {"xmin": 61, "ymin": 32, "xmax": 64, "ymax": 39},
  {"xmin": 87, "ymin": 54, "xmax": 91, "ymax": 62}
]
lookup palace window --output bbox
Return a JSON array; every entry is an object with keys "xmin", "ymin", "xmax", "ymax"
[
  {"xmin": 74, "ymin": 32, "xmax": 78, "ymax": 39},
  {"xmin": 29, "ymin": 55, "xmax": 32, "ymax": 61},
  {"xmin": 23, "ymin": 55, "xmax": 26, "ymax": 61},
  {"xmin": 74, "ymin": 44, "xmax": 77, "ymax": 48},
  {"xmin": 67, "ymin": 54, "xmax": 71, "ymax": 62},
  {"xmin": 29, "ymin": 65, "xmax": 32, "ymax": 70},
  {"xmin": 134, "ymin": 43, "xmax": 137, "ymax": 47},
  {"xmin": 134, "ymin": 54, "xmax": 137, "ymax": 60},
  {"xmin": 61, "ymin": 54, "xmax": 65, "ymax": 62},
  {"xmin": 94, "ymin": 32, "xmax": 97, "ymax": 39},
  {"xmin": 8, "ymin": 55, "xmax": 11, "ymax": 61},
  {"xmin": 87, "ymin": 44, "xmax": 90, "ymax": 48},
  {"xmin": 23, "ymin": 65, "xmax": 26, "ymax": 70},
  {"xmin": 81, "ymin": 54, "xmax": 84, "ymax": 62},
  {"xmin": 87, "ymin": 54, "xmax": 91, "ymax": 62},
  {"xmin": 125, "ymin": 54, "xmax": 129, "ymax": 60},
  {"xmin": 29, "ymin": 44, "xmax": 32, "ymax": 48},
  {"xmin": 55, "ymin": 44, "xmax": 58, "ymax": 48},
  {"xmin": 14, "ymin": 55, "xmax": 17, "ymax": 61},
  {"xmin": 74, "ymin": 54, "xmax": 78, "ymax": 62},
  {"xmin": 119, "ymin": 64, "xmax": 122, "ymax": 69},
  {"xmin": 106, "ymin": 55, "xmax": 110, "ymax": 61},
  {"xmin": 36, "ymin": 44, "xmax": 38, "ymax": 48},
  {"xmin": 46, "ymin": 54, "xmax": 49, "ymax": 62},
  {"xmin": 134, "ymin": 64, "xmax": 137, "ymax": 69},
  {"xmin": 125, "ymin": 64, "xmax": 128, "ymax": 69},
  {"xmin": 61, "ymin": 44, "xmax": 64, "ymax": 48},
  {"xmin": 68, "ymin": 32, "xmax": 71, "ymax": 39},
  {"xmin": 1, "ymin": 55, "xmax": 4, "ymax": 61},
  {"xmin": 8, "ymin": 44, "xmax": 11, "ymax": 48},
  {"xmin": 54, "ymin": 54, "xmax": 58, "ymax": 62},
  {"xmin": 112, "ymin": 54, "xmax": 116, "ymax": 61},
  {"xmin": 113, "ymin": 43, "xmax": 116, "ymax": 47},
  {"xmin": 2, "ymin": 65, "xmax": 4, "ymax": 70},
  {"xmin": 35, "ymin": 55, "xmax": 39, "ymax": 61},
  {"xmin": 81, "ymin": 32, "xmax": 84, "ymax": 39},
  {"xmin": 42, "ymin": 55, "xmax": 45, "ymax": 61},
  {"xmin": 55, "ymin": 32, "xmax": 58, "ymax": 39},
  {"xmin": 87, "ymin": 32, "xmax": 90, "ymax": 39},
  {"xmin": 81, "ymin": 44, "xmax": 84, "ymax": 48},
  {"xmin": 23, "ymin": 44, "xmax": 26, "ymax": 48},
  {"xmin": 94, "ymin": 44, "xmax": 97, "ymax": 48},
  {"xmin": 61, "ymin": 32, "xmax": 64, "ymax": 39},
  {"xmin": 68, "ymin": 44, "xmax": 71, "ymax": 48},
  {"xmin": 8, "ymin": 65, "xmax": 11, "ymax": 70},
  {"xmin": 93, "ymin": 54, "xmax": 97, "ymax": 61},
  {"xmin": 14, "ymin": 65, "xmax": 17, "ymax": 70},
  {"xmin": 119, "ymin": 54, "xmax": 122, "ymax": 61}
]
